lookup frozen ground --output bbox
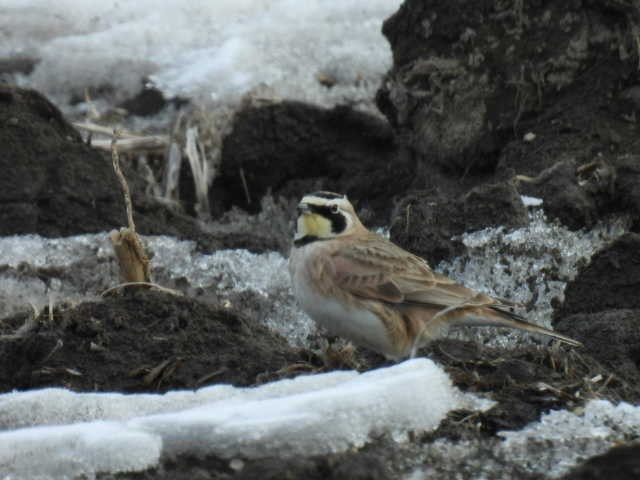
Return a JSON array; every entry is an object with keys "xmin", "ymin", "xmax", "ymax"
[
  {"xmin": 438, "ymin": 209, "xmax": 630, "ymax": 347},
  {"xmin": 0, "ymin": 208, "xmax": 628, "ymax": 348},
  {"xmin": 405, "ymin": 400, "xmax": 640, "ymax": 480},
  {"xmin": 0, "ymin": 358, "xmax": 490, "ymax": 479},
  {"xmin": 0, "ymin": 233, "xmax": 316, "ymax": 347},
  {"xmin": 0, "ymin": 209, "xmax": 634, "ymax": 478},
  {"xmin": 1, "ymin": 0, "xmax": 402, "ymax": 111},
  {"xmin": 2, "ymin": 362, "xmax": 639, "ymax": 479}
]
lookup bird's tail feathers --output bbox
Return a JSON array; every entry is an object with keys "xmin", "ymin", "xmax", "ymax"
[{"xmin": 417, "ymin": 303, "xmax": 583, "ymax": 347}]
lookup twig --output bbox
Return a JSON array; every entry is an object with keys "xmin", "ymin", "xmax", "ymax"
[
  {"xmin": 73, "ymin": 122, "xmax": 137, "ymax": 138},
  {"xmin": 109, "ymin": 133, "xmax": 151, "ymax": 283},
  {"xmin": 91, "ymin": 135, "xmax": 168, "ymax": 152},
  {"xmin": 101, "ymin": 282, "xmax": 182, "ymax": 297},
  {"xmin": 112, "ymin": 132, "xmax": 135, "ymax": 231},
  {"xmin": 239, "ymin": 167, "xmax": 251, "ymax": 205},
  {"xmin": 513, "ymin": 174, "xmax": 542, "ymax": 184},
  {"xmin": 196, "ymin": 367, "xmax": 229, "ymax": 386}
]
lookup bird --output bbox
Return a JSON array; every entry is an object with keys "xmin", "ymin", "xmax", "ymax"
[{"xmin": 288, "ymin": 191, "xmax": 582, "ymax": 360}]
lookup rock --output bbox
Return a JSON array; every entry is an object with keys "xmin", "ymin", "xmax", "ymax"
[
  {"xmin": 556, "ymin": 233, "xmax": 640, "ymax": 316},
  {"xmin": 390, "ymin": 181, "xmax": 527, "ymax": 264},
  {"xmin": 214, "ymin": 101, "xmax": 411, "ymax": 226},
  {"xmin": 561, "ymin": 444, "xmax": 640, "ymax": 480},
  {"xmin": 377, "ymin": 0, "xmax": 637, "ymax": 173}
]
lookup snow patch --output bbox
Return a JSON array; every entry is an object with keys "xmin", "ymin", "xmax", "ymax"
[
  {"xmin": 0, "ymin": 234, "xmax": 314, "ymax": 347},
  {"xmin": 2, "ymin": 0, "xmax": 402, "ymax": 109},
  {"xmin": 437, "ymin": 210, "xmax": 629, "ymax": 346},
  {"xmin": 0, "ymin": 359, "xmax": 487, "ymax": 479},
  {"xmin": 497, "ymin": 400, "xmax": 640, "ymax": 477}
]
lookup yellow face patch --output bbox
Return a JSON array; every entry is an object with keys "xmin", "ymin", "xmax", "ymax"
[{"xmin": 298, "ymin": 213, "xmax": 333, "ymax": 238}]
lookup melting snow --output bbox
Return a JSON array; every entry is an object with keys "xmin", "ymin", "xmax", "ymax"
[
  {"xmin": 437, "ymin": 210, "xmax": 629, "ymax": 346},
  {"xmin": 497, "ymin": 400, "xmax": 640, "ymax": 477},
  {"xmin": 0, "ymin": 234, "xmax": 314, "ymax": 347},
  {"xmin": 0, "ymin": 359, "xmax": 488, "ymax": 479},
  {"xmin": 0, "ymin": 209, "xmax": 629, "ymax": 348},
  {"xmin": 2, "ymin": 0, "xmax": 402, "ymax": 109}
]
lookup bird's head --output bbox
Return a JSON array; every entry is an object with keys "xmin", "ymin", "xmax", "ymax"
[{"xmin": 293, "ymin": 191, "xmax": 362, "ymax": 246}]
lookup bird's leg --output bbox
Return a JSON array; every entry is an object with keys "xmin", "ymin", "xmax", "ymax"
[{"xmin": 409, "ymin": 303, "xmax": 467, "ymax": 358}]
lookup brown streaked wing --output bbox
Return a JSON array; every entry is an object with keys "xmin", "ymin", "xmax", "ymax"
[{"xmin": 329, "ymin": 234, "xmax": 494, "ymax": 308}]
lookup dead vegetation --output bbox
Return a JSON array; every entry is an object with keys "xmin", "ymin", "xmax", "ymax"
[{"xmin": 108, "ymin": 132, "xmax": 152, "ymax": 284}]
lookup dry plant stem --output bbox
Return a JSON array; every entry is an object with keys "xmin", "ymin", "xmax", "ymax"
[
  {"xmin": 109, "ymin": 229, "xmax": 152, "ymax": 283},
  {"xmin": 90, "ymin": 135, "xmax": 168, "ymax": 152},
  {"xmin": 513, "ymin": 174, "xmax": 542, "ymax": 184},
  {"xmin": 110, "ymin": 133, "xmax": 152, "ymax": 283},
  {"xmin": 184, "ymin": 126, "xmax": 212, "ymax": 219},
  {"xmin": 239, "ymin": 167, "xmax": 251, "ymax": 205},
  {"xmin": 112, "ymin": 133, "xmax": 135, "ymax": 231},
  {"xmin": 73, "ymin": 122, "xmax": 137, "ymax": 138}
]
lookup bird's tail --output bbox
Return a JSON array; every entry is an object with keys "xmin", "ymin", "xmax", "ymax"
[
  {"xmin": 486, "ymin": 305, "xmax": 582, "ymax": 347},
  {"xmin": 414, "ymin": 303, "xmax": 583, "ymax": 347}
]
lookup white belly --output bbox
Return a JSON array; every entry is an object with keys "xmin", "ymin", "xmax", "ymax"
[{"xmin": 290, "ymin": 257, "xmax": 393, "ymax": 355}]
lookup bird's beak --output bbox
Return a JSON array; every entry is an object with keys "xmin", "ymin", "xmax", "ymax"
[{"xmin": 297, "ymin": 202, "xmax": 311, "ymax": 215}]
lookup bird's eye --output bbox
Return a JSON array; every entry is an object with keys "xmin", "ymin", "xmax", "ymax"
[{"xmin": 331, "ymin": 205, "xmax": 339, "ymax": 214}]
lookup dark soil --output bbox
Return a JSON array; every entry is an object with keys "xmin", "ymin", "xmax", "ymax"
[
  {"xmin": 375, "ymin": 0, "xmax": 640, "ymax": 250},
  {"xmin": 0, "ymin": 84, "xmax": 173, "ymax": 238},
  {"xmin": 106, "ymin": 442, "xmax": 395, "ymax": 480},
  {"xmin": 213, "ymin": 101, "xmax": 414, "ymax": 226},
  {"xmin": 0, "ymin": 289, "xmax": 317, "ymax": 393},
  {"xmin": 561, "ymin": 443, "xmax": 640, "ymax": 480},
  {"xmin": 421, "ymin": 338, "xmax": 639, "ymax": 434},
  {"xmin": 0, "ymin": 84, "xmax": 281, "ymax": 253},
  {"xmin": 556, "ymin": 233, "xmax": 640, "ymax": 316},
  {"xmin": 2, "ymin": 287, "xmax": 634, "ymax": 479},
  {"xmin": 3, "ymin": 0, "xmax": 640, "ymax": 478},
  {"xmin": 390, "ymin": 180, "xmax": 528, "ymax": 264},
  {"xmin": 553, "ymin": 233, "xmax": 640, "ymax": 390},
  {"xmin": 378, "ymin": 0, "xmax": 638, "ymax": 172},
  {"xmin": 555, "ymin": 310, "xmax": 640, "ymax": 392}
]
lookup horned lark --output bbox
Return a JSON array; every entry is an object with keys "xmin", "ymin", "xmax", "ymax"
[{"xmin": 288, "ymin": 191, "xmax": 582, "ymax": 360}]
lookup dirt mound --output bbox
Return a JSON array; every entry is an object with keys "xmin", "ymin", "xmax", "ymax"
[
  {"xmin": 0, "ymin": 84, "xmax": 286, "ymax": 253},
  {"xmin": 214, "ymin": 101, "xmax": 412, "ymax": 226},
  {"xmin": 0, "ymin": 289, "xmax": 315, "ymax": 393},
  {"xmin": 421, "ymin": 338, "xmax": 639, "ymax": 434},
  {"xmin": 553, "ymin": 234, "xmax": 640, "ymax": 389},
  {"xmin": 378, "ymin": 0, "xmax": 637, "ymax": 171},
  {"xmin": 376, "ymin": 0, "xmax": 640, "ymax": 232},
  {"xmin": 0, "ymin": 85, "xmax": 126, "ymax": 236},
  {"xmin": 561, "ymin": 443, "xmax": 640, "ymax": 480},
  {"xmin": 389, "ymin": 181, "xmax": 528, "ymax": 264},
  {"xmin": 555, "ymin": 310, "xmax": 640, "ymax": 390},
  {"xmin": 107, "ymin": 445, "xmax": 394, "ymax": 480},
  {"xmin": 556, "ymin": 233, "xmax": 640, "ymax": 316}
]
